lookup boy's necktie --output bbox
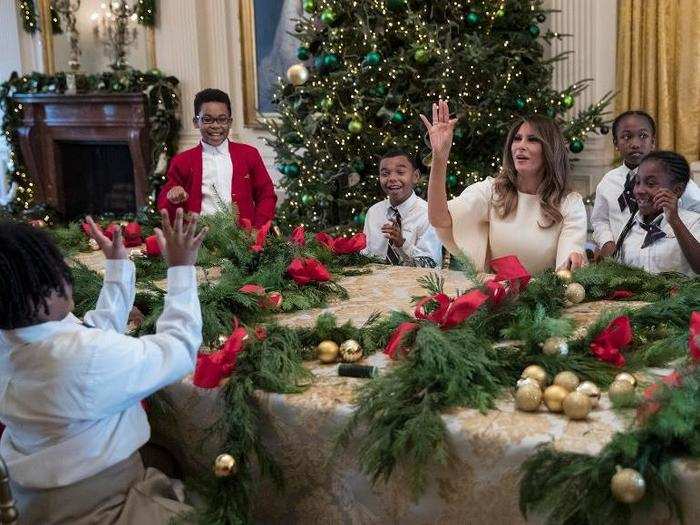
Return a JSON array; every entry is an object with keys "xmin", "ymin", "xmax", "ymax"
[
  {"xmin": 639, "ymin": 218, "xmax": 666, "ymax": 248},
  {"xmin": 386, "ymin": 207, "xmax": 402, "ymax": 265},
  {"xmin": 618, "ymin": 170, "xmax": 638, "ymax": 213}
]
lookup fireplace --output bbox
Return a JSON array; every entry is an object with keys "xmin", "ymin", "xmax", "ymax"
[{"xmin": 14, "ymin": 93, "xmax": 150, "ymax": 218}]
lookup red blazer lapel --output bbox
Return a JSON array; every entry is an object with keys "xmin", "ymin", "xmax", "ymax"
[{"xmin": 189, "ymin": 143, "xmax": 204, "ymax": 213}]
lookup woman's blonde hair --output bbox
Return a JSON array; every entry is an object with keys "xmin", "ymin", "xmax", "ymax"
[{"xmin": 492, "ymin": 115, "xmax": 571, "ymax": 227}]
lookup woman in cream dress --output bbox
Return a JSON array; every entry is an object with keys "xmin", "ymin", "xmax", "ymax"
[{"xmin": 420, "ymin": 99, "xmax": 587, "ymax": 273}]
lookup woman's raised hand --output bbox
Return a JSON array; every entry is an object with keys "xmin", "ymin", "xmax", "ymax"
[{"xmin": 419, "ymin": 99, "xmax": 458, "ymax": 162}]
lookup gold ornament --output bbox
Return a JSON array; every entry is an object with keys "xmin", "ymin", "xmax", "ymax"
[
  {"xmin": 213, "ymin": 453, "xmax": 237, "ymax": 477},
  {"xmin": 614, "ymin": 372, "xmax": 637, "ymax": 388},
  {"xmin": 339, "ymin": 339, "xmax": 362, "ymax": 363},
  {"xmin": 565, "ymin": 283, "xmax": 586, "ymax": 304},
  {"xmin": 89, "ymin": 238, "xmax": 100, "ymax": 251},
  {"xmin": 317, "ymin": 340, "xmax": 339, "ymax": 363},
  {"xmin": 543, "ymin": 385, "xmax": 568, "ymax": 412},
  {"xmin": 576, "ymin": 381, "xmax": 601, "ymax": 408},
  {"xmin": 553, "ymin": 371, "xmax": 580, "ymax": 392},
  {"xmin": 286, "ymin": 63, "xmax": 310, "ymax": 86},
  {"xmin": 516, "ymin": 377, "xmax": 540, "ymax": 389},
  {"xmin": 555, "ymin": 269, "xmax": 573, "ymax": 282},
  {"xmin": 541, "ymin": 336, "xmax": 569, "ymax": 356},
  {"xmin": 610, "ymin": 466, "xmax": 646, "ymax": 504},
  {"xmin": 608, "ymin": 379, "xmax": 635, "ymax": 406},
  {"xmin": 521, "ymin": 365, "xmax": 548, "ymax": 389},
  {"xmin": 562, "ymin": 391, "xmax": 592, "ymax": 420},
  {"xmin": 515, "ymin": 383, "xmax": 542, "ymax": 412}
]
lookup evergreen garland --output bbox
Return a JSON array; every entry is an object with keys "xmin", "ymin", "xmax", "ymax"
[
  {"xmin": 135, "ymin": 0, "xmax": 157, "ymax": 27},
  {"xmin": 16, "ymin": 0, "xmax": 38, "ymax": 33}
]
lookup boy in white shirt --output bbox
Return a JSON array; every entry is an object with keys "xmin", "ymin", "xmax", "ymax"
[
  {"xmin": 616, "ymin": 151, "xmax": 699, "ymax": 276},
  {"xmin": 362, "ymin": 149, "xmax": 442, "ymax": 267},
  {"xmin": 0, "ymin": 208, "xmax": 207, "ymax": 524},
  {"xmin": 591, "ymin": 111, "xmax": 700, "ymax": 258}
]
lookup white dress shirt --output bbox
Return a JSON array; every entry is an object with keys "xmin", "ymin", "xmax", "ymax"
[
  {"xmin": 591, "ymin": 164, "xmax": 700, "ymax": 247},
  {"xmin": 0, "ymin": 260, "xmax": 202, "ymax": 489},
  {"xmin": 362, "ymin": 192, "xmax": 443, "ymax": 267},
  {"xmin": 438, "ymin": 177, "xmax": 587, "ymax": 273},
  {"xmin": 618, "ymin": 209, "xmax": 700, "ymax": 276},
  {"xmin": 201, "ymin": 139, "xmax": 233, "ymax": 215}
]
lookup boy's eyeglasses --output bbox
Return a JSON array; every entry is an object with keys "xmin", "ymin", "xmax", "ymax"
[{"xmin": 197, "ymin": 115, "xmax": 232, "ymax": 126}]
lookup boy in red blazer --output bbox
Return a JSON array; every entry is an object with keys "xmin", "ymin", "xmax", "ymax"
[{"xmin": 157, "ymin": 88, "xmax": 277, "ymax": 228}]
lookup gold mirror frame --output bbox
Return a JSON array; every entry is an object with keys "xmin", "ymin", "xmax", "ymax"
[{"xmin": 239, "ymin": 0, "xmax": 271, "ymax": 129}]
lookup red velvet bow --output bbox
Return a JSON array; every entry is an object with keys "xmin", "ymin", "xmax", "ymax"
[
  {"xmin": 103, "ymin": 224, "xmax": 120, "ymax": 241},
  {"xmin": 638, "ymin": 370, "xmax": 683, "ymax": 423},
  {"xmin": 414, "ymin": 289, "xmax": 489, "ymax": 330},
  {"xmin": 145, "ymin": 234, "xmax": 161, "ymax": 257},
  {"xmin": 609, "ymin": 290, "xmax": 634, "ymax": 300},
  {"xmin": 286, "ymin": 258, "xmax": 331, "ymax": 285},
  {"xmin": 384, "ymin": 321, "xmax": 419, "ymax": 359},
  {"xmin": 193, "ymin": 322, "xmax": 248, "ymax": 388},
  {"xmin": 239, "ymin": 284, "xmax": 283, "ymax": 309},
  {"xmin": 481, "ymin": 255, "xmax": 531, "ymax": 304},
  {"xmin": 239, "ymin": 284, "xmax": 266, "ymax": 295},
  {"xmin": 689, "ymin": 311, "xmax": 700, "ymax": 362},
  {"xmin": 123, "ymin": 222, "xmax": 142, "ymax": 248},
  {"xmin": 251, "ymin": 221, "xmax": 272, "ymax": 253},
  {"xmin": 590, "ymin": 315, "xmax": 633, "ymax": 367},
  {"xmin": 290, "ymin": 225, "xmax": 306, "ymax": 246},
  {"xmin": 315, "ymin": 232, "xmax": 367, "ymax": 254},
  {"xmin": 239, "ymin": 218, "xmax": 253, "ymax": 231}
]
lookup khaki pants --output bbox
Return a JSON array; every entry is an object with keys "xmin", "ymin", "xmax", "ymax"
[{"xmin": 11, "ymin": 452, "xmax": 192, "ymax": 524}]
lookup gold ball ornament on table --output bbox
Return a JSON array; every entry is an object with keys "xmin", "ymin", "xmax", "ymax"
[
  {"xmin": 317, "ymin": 340, "xmax": 340, "ymax": 363},
  {"xmin": 516, "ymin": 377, "xmax": 540, "ymax": 389},
  {"xmin": 521, "ymin": 365, "xmax": 548, "ymax": 389},
  {"xmin": 608, "ymin": 379, "xmax": 636, "ymax": 406},
  {"xmin": 610, "ymin": 466, "xmax": 646, "ymax": 504},
  {"xmin": 553, "ymin": 371, "xmax": 580, "ymax": 392},
  {"xmin": 339, "ymin": 339, "xmax": 362, "ymax": 363},
  {"xmin": 541, "ymin": 336, "xmax": 569, "ymax": 356},
  {"xmin": 515, "ymin": 383, "xmax": 543, "ymax": 412},
  {"xmin": 576, "ymin": 381, "xmax": 601, "ymax": 408},
  {"xmin": 565, "ymin": 282, "xmax": 586, "ymax": 304},
  {"xmin": 555, "ymin": 269, "xmax": 573, "ymax": 282},
  {"xmin": 543, "ymin": 385, "xmax": 569, "ymax": 412},
  {"xmin": 286, "ymin": 63, "xmax": 310, "ymax": 86},
  {"xmin": 562, "ymin": 391, "xmax": 592, "ymax": 420},
  {"xmin": 614, "ymin": 372, "xmax": 637, "ymax": 388},
  {"xmin": 213, "ymin": 453, "xmax": 237, "ymax": 477}
]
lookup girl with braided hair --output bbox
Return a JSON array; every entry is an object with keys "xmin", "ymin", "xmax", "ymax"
[{"xmin": 615, "ymin": 151, "xmax": 700, "ymax": 275}]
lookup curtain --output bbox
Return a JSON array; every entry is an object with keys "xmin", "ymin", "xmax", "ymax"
[{"xmin": 616, "ymin": 0, "xmax": 700, "ymax": 162}]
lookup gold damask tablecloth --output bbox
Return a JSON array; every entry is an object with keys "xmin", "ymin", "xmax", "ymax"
[{"xmin": 87, "ymin": 260, "xmax": 698, "ymax": 524}]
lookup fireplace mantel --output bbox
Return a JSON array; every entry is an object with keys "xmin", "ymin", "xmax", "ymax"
[{"xmin": 14, "ymin": 92, "xmax": 150, "ymax": 216}]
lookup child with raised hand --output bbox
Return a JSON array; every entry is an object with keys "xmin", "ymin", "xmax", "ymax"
[
  {"xmin": 591, "ymin": 111, "xmax": 700, "ymax": 259},
  {"xmin": 0, "ymin": 208, "xmax": 207, "ymax": 524}
]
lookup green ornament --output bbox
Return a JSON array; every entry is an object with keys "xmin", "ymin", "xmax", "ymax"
[
  {"xmin": 496, "ymin": 8, "xmax": 505, "ymax": 17},
  {"xmin": 563, "ymin": 94, "xmax": 575, "ymax": 108},
  {"xmin": 320, "ymin": 8, "xmax": 336, "ymax": 25},
  {"xmin": 414, "ymin": 47, "xmax": 430, "ymax": 64},
  {"xmin": 466, "ymin": 11, "xmax": 480, "ymax": 25},
  {"xmin": 301, "ymin": 194, "xmax": 313, "ymax": 205},
  {"xmin": 364, "ymin": 51, "xmax": 381, "ymax": 66},
  {"xmin": 353, "ymin": 212, "xmax": 366, "ymax": 225},
  {"xmin": 276, "ymin": 163, "xmax": 287, "ymax": 173},
  {"xmin": 454, "ymin": 128, "xmax": 464, "ymax": 139},
  {"xmin": 386, "ymin": 0, "xmax": 407, "ymax": 12},
  {"xmin": 515, "ymin": 98, "xmax": 526, "ymax": 110},
  {"xmin": 285, "ymin": 163, "xmax": 301, "ymax": 176},
  {"xmin": 447, "ymin": 174, "xmax": 458, "ymax": 187},
  {"xmin": 320, "ymin": 97, "xmax": 334, "ymax": 111},
  {"xmin": 375, "ymin": 83, "xmax": 387, "ymax": 96},
  {"xmin": 528, "ymin": 24, "xmax": 541, "ymax": 38},
  {"xmin": 348, "ymin": 118, "xmax": 363, "ymax": 134},
  {"xmin": 546, "ymin": 107, "xmax": 557, "ymax": 119},
  {"xmin": 297, "ymin": 46, "xmax": 310, "ymax": 60},
  {"xmin": 391, "ymin": 111, "xmax": 406, "ymax": 124},
  {"xmin": 569, "ymin": 139, "xmax": 584, "ymax": 154},
  {"xmin": 147, "ymin": 68, "xmax": 162, "ymax": 77},
  {"xmin": 302, "ymin": 0, "xmax": 315, "ymax": 13},
  {"xmin": 322, "ymin": 53, "xmax": 339, "ymax": 68},
  {"xmin": 351, "ymin": 159, "xmax": 365, "ymax": 173}
]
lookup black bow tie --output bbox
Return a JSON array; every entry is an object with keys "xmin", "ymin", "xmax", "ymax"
[
  {"xmin": 618, "ymin": 170, "xmax": 638, "ymax": 213},
  {"xmin": 638, "ymin": 219, "xmax": 666, "ymax": 248}
]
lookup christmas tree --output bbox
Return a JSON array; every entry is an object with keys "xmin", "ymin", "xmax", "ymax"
[{"xmin": 267, "ymin": 0, "xmax": 612, "ymax": 231}]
